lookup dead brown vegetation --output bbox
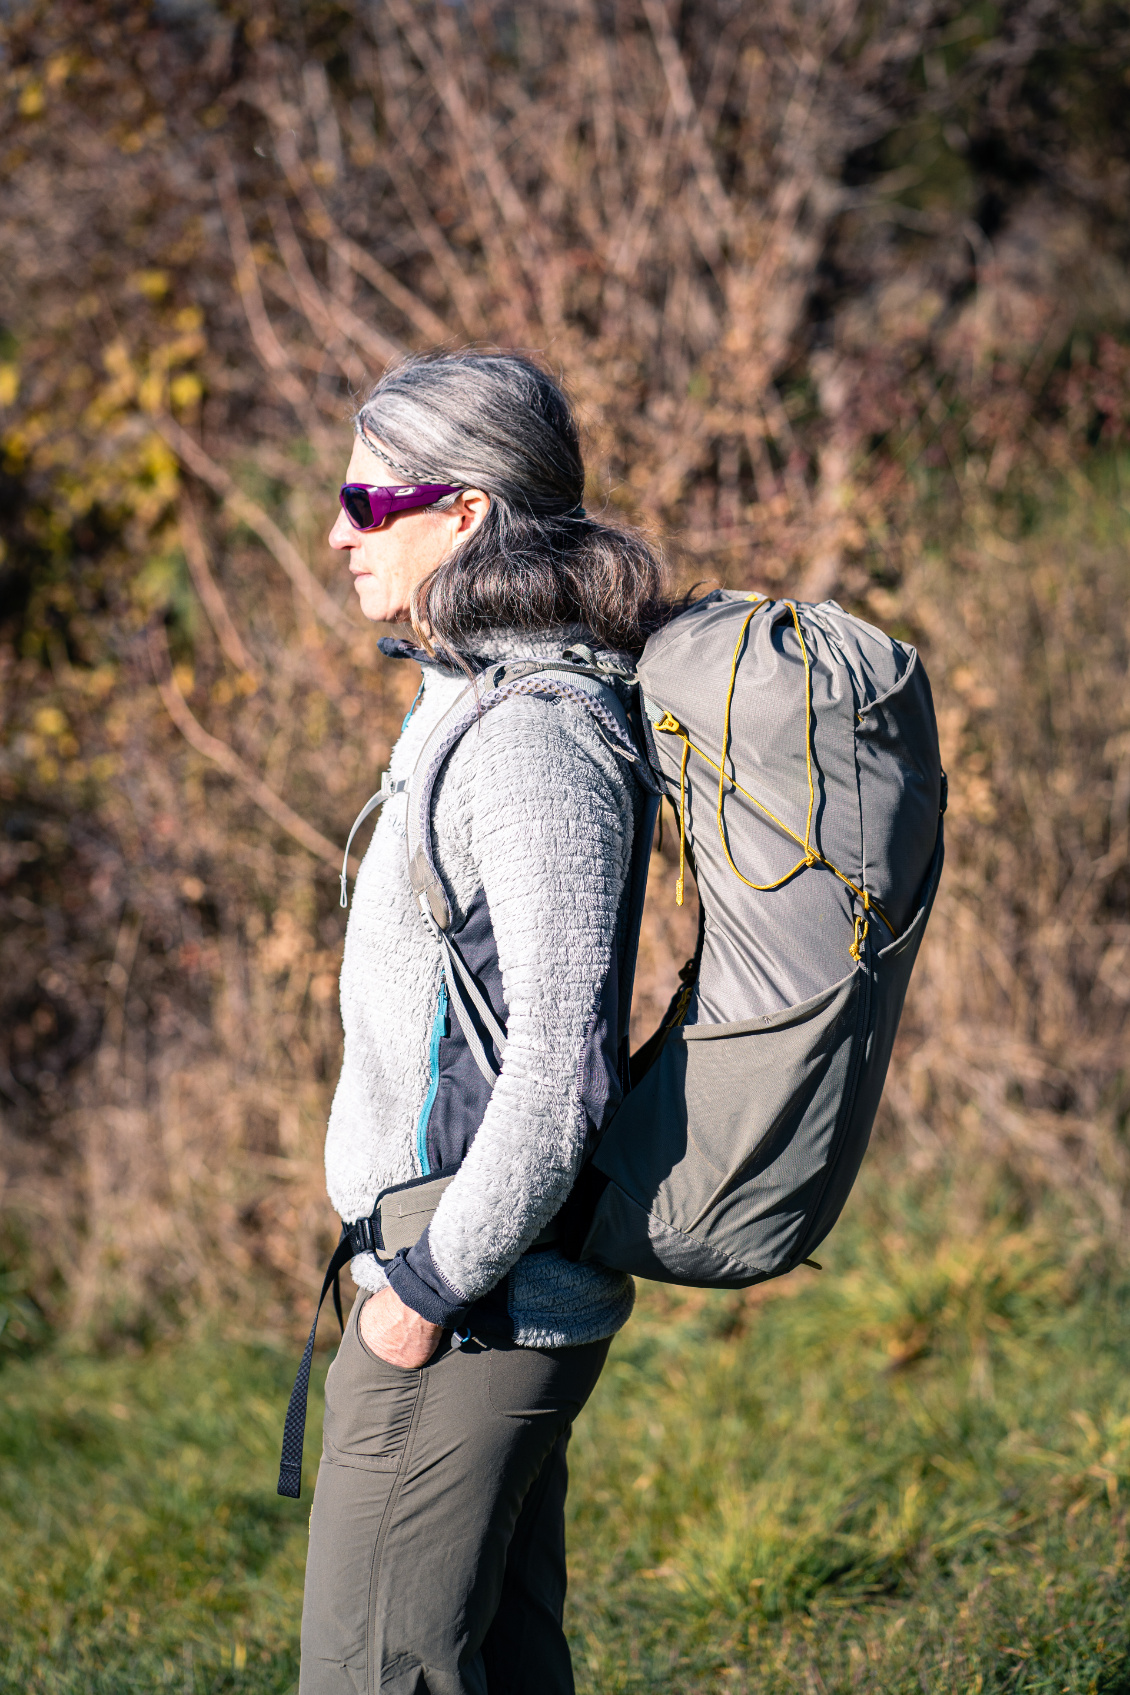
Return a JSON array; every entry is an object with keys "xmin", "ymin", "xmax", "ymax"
[{"xmin": 0, "ymin": 0, "xmax": 1127, "ymax": 1342}]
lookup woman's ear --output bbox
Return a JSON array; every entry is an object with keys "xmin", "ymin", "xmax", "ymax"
[{"xmin": 454, "ymin": 488, "xmax": 491, "ymax": 536}]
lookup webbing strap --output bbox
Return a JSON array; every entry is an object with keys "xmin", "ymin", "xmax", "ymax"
[
  {"xmin": 277, "ymin": 1229, "xmax": 356, "ymax": 1498},
  {"xmin": 422, "ymin": 907, "xmax": 506, "ymax": 1084},
  {"xmin": 339, "ymin": 773, "xmax": 408, "ymax": 908}
]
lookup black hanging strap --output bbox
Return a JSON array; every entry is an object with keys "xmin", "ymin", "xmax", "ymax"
[{"xmin": 277, "ymin": 1228, "xmax": 360, "ymax": 1499}]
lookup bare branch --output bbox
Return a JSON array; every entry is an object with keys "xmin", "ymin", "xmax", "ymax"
[
  {"xmin": 575, "ymin": 0, "xmax": 626, "ymax": 224},
  {"xmin": 268, "ymin": 198, "xmax": 401, "ymax": 377},
  {"xmin": 380, "ymin": 0, "xmax": 549, "ymax": 333},
  {"xmin": 148, "ymin": 621, "xmax": 341, "ymax": 869},
  {"xmin": 610, "ymin": 103, "xmax": 678, "ymax": 283},
  {"xmin": 267, "ymin": 117, "xmax": 452, "ymax": 347},
  {"xmin": 352, "ymin": 23, "xmax": 487, "ymax": 335},
  {"xmin": 267, "ymin": 197, "xmax": 359, "ymax": 373},
  {"xmin": 212, "ymin": 143, "xmax": 340, "ymax": 456},
  {"xmin": 155, "ymin": 414, "xmax": 355, "ymax": 641},
  {"xmin": 178, "ymin": 494, "xmax": 257, "ymax": 677},
  {"xmin": 379, "ymin": 143, "xmax": 490, "ymax": 339},
  {"xmin": 699, "ymin": 12, "xmax": 748, "ymax": 137},
  {"xmin": 640, "ymin": 0, "xmax": 735, "ymax": 236}
]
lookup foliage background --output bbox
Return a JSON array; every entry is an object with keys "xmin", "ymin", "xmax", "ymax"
[
  {"xmin": 0, "ymin": 1, "xmax": 1129, "ymax": 1686},
  {"xmin": 2, "ymin": 0, "xmax": 1127, "ymax": 1341}
]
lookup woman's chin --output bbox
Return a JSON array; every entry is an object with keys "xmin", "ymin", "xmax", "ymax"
[{"xmin": 354, "ymin": 580, "xmax": 393, "ymax": 622}]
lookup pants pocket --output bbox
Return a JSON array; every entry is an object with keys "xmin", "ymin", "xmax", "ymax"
[
  {"xmin": 321, "ymin": 1297, "xmax": 424, "ymax": 1473},
  {"xmin": 487, "ymin": 1336, "xmax": 610, "ymax": 1418}
]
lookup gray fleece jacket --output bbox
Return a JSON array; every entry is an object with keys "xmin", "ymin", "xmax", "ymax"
[{"xmin": 325, "ymin": 628, "xmax": 639, "ymax": 1349}]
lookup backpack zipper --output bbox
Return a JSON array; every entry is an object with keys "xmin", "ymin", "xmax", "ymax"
[{"xmin": 415, "ymin": 980, "xmax": 448, "ymax": 1175}]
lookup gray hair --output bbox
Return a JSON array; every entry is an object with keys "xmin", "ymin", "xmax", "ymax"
[{"xmin": 354, "ymin": 352, "xmax": 669, "ymax": 657}]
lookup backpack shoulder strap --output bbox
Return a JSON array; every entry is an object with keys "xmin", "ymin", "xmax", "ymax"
[
  {"xmin": 404, "ymin": 659, "xmax": 653, "ymax": 930},
  {"xmin": 403, "ymin": 659, "xmax": 655, "ymax": 1086}
]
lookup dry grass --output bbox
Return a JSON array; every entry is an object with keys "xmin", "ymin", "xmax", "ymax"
[{"xmin": 3, "ymin": 1158, "xmax": 1130, "ymax": 1691}]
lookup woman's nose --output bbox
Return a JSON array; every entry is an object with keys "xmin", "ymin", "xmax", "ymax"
[{"xmin": 328, "ymin": 509, "xmax": 355, "ymax": 549}]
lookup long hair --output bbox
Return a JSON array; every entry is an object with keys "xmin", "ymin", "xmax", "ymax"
[{"xmin": 354, "ymin": 352, "xmax": 669, "ymax": 658}]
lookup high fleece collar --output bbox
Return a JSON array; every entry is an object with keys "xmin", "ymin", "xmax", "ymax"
[{"xmin": 377, "ymin": 626, "xmax": 635, "ymax": 675}]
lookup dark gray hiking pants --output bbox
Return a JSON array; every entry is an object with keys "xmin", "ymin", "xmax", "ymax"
[{"xmin": 299, "ymin": 1293, "xmax": 610, "ymax": 1695}]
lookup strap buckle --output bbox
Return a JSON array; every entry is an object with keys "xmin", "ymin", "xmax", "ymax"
[{"xmin": 345, "ymin": 1210, "xmax": 384, "ymax": 1256}]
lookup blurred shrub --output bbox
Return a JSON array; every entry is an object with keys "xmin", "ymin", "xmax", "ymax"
[
  {"xmin": 0, "ymin": 0, "xmax": 1127, "ymax": 1338},
  {"xmin": 0, "ymin": 1265, "xmax": 45, "ymax": 1359}
]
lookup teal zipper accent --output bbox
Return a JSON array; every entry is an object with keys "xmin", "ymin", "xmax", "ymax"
[
  {"xmin": 401, "ymin": 678, "xmax": 425, "ymax": 730},
  {"xmin": 415, "ymin": 981, "xmax": 448, "ymax": 1175}
]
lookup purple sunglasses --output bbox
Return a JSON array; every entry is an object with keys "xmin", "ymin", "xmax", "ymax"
[{"xmin": 339, "ymin": 480, "xmax": 461, "ymax": 531}]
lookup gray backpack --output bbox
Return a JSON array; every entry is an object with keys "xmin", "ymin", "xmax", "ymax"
[
  {"xmin": 394, "ymin": 586, "xmax": 944, "ymax": 1288},
  {"xmin": 563, "ymin": 589, "xmax": 944, "ymax": 1286}
]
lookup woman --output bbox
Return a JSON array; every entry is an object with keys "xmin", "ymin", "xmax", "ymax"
[{"xmin": 302, "ymin": 351, "xmax": 667, "ymax": 1695}]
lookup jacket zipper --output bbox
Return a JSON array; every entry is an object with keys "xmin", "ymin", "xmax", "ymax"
[{"xmin": 415, "ymin": 980, "xmax": 448, "ymax": 1176}]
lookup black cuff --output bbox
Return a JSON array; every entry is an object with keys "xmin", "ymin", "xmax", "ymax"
[{"xmin": 384, "ymin": 1230, "xmax": 470, "ymax": 1329}]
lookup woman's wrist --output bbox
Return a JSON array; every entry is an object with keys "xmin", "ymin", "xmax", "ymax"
[{"xmin": 359, "ymin": 1285, "xmax": 442, "ymax": 1368}]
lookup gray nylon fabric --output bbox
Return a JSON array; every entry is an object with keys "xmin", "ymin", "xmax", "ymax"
[
  {"xmin": 637, "ymin": 591, "xmax": 940, "ymax": 1022},
  {"xmin": 375, "ymin": 1175, "xmax": 456, "ymax": 1259},
  {"xmin": 575, "ymin": 590, "xmax": 944, "ymax": 1288}
]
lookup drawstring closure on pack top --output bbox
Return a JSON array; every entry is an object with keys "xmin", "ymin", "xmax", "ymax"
[{"xmin": 653, "ymin": 595, "xmax": 896, "ymax": 957}]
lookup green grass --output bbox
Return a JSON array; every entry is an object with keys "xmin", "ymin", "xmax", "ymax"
[{"xmin": 2, "ymin": 1164, "xmax": 1129, "ymax": 1693}]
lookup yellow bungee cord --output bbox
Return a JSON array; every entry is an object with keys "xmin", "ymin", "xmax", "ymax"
[{"xmin": 653, "ymin": 595, "xmax": 895, "ymax": 956}]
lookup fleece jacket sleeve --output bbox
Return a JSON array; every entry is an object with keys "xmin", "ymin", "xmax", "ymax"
[{"xmin": 383, "ymin": 697, "xmax": 634, "ymax": 1327}]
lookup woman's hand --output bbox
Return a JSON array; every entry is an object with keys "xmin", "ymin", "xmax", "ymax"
[{"xmin": 359, "ymin": 1286, "xmax": 443, "ymax": 1368}]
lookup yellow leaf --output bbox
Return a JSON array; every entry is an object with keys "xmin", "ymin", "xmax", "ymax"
[
  {"xmin": 3, "ymin": 429, "xmax": 28, "ymax": 469},
  {"xmin": 166, "ymin": 332, "xmax": 205, "ymax": 364},
  {"xmin": 138, "ymin": 370, "xmax": 166, "ymax": 415},
  {"xmin": 19, "ymin": 82, "xmax": 44, "ymax": 118},
  {"xmin": 132, "ymin": 269, "xmax": 170, "ymax": 301},
  {"xmin": 142, "ymin": 435, "xmax": 179, "ymax": 491},
  {"xmin": 0, "ymin": 365, "xmax": 18, "ymax": 406},
  {"xmin": 102, "ymin": 341, "xmax": 133, "ymax": 379},
  {"xmin": 34, "ymin": 707, "xmax": 68, "ymax": 738},
  {"xmin": 170, "ymin": 373, "xmax": 202, "ymax": 410}
]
